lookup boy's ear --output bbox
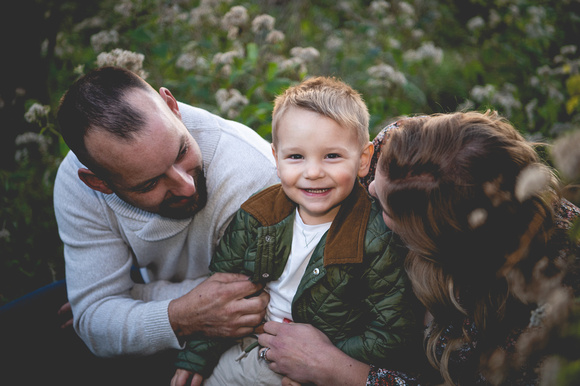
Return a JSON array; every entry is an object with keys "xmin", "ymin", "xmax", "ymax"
[
  {"xmin": 271, "ymin": 144, "xmax": 281, "ymax": 178},
  {"xmin": 357, "ymin": 142, "xmax": 374, "ymax": 178},
  {"xmin": 78, "ymin": 168, "xmax": 114, "ymax": 194}
]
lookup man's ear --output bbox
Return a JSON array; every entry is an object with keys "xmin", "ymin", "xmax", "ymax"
[
  {"xmin": 357, "ymin": 142, "xmax": 375, "ymax": 178},
  {"xmin": 78, "ymin": 168, "xmax": 114, "ymax": 194},
  {"xmin": 159, "ymin": 87, "xmax": 181, "ymax": 119}
]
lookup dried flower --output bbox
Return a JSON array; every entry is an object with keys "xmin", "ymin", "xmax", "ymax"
[
  {"xmin": 90, "ymin": 30, "xmax": 119, "ymax": 52},
  {"xmin": 216, "ymin": 88, "xmax": 249, "ymax": 118},
  {"xmin": 552, "ymin": 129, "xmax": 580, "ymax": 180},
  {"xmin": 289, "ymin": 47, "xmax": 320, "ymax": 62},
  {"xmin": 403, "ymin": 42, "xmax": 443, "ymax": 65},
  {"xmin": 24, "ymin": 103, "xmax": 50, "ymax": 124},
  {"xmin": 266, "ymin": 30, "xmax": 285, "ymax": 44},
  {"xmin": 367, "ymin": 63, "xmax": 407, "ymax": 87},
  {"xmin": 212, "ymin": 48, "xmax": 244, "ymax": 65},
  {"xmin": 515, "ymin": 165, "xmax": 551, "ymax": 202},
  {"xmin": 96, "ymin": 49, "xmax": 148, "ymax": 79},
  {"xmin": 221, "ymin": 5, "xmax": 248, "ymax": 30},
  {"xmin": 468, "ymin": 208, "xmax": 488, "ymax": 229},
  {"xmin": 252, "ymin": 14, "xmax": 275, "ymax": 34}
]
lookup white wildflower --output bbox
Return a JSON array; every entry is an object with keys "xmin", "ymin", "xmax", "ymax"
[
  {"xmin": 515, "ymin": 165, "xmax": 551, "ymax": 202},
  {"xmin": 90, "ymin": 30, "xmax": 119, "ymax": 52},
  {"xmin": 176, "ymin": 53, "xmax": 208, "ymax": 71},
  {"xmin": 389, "ymin": 38, "xmax": 401, "ymax": 50},
  {"xmin": 411, "ymin": 29, "xmax": 424, "ymax": 40},
  {"xmin": 15, "ymin": 132, "xmax": 52, "ymax": 155},
  {"xmin": 398, "ymin": 1, "xmax": 415, "ymax": 16},
  {"xmin": 468, "ymin": 208, "xmax": 488, "ymax": 229},
  {"xmin": 216, "ymin": 88, "xmax": 249, "ymax": 119},
  {"xmin": 367, "ymin": 63, "xmax": 407, "ymax": 87},
  {"xmin": 266, "ymin": 30, "xmax": 285, "ymax": 44},
  {"xmin": 369, "ymin": 0, "xmax": 390, "ymax": 15},
  {"xmin": 96, "ymin": 49, "xmax": 148, "ymax": 79},
  {"xmin": 221, "ymin": 5, "xmax": 248, "ymax": 30},
  {"xmin": 277, "ymin": 56, "xmax": 306, "ymax": 73},
  {"xmin": 470, "ymin": 84, "xmax": 496, "ymax": 102},
  {"xmin": 0, "ymin": 227, "xmax": 10, "ymax": 241},
  {"xmin": 252, "ymin": 14, "xmax": 275, "ymax": 34},
  {"xmin": 24, "ymin": 103, "xmax": 50, "ymax": 124},
  {"xmin": 489, "ymin": 10, "xmax": 501, "ymax": 28},
  {"xmin": 560, "ymin": 45, "xmax": 577, "ymax": 56},
  {"xmin": 467, "ymin": 16, "xmax": 485, "ymax": 31},
  {"xmin": 456, "ymin": 99, "xmax": 475, "ymax": 112},
  {"xmin": 74, "ymin": 16, "xmax": 105, "ymax": 32},
  {"xmin": 114, "ymin": 0, "xmax": 140, "ymax": 18},
  {"xmin": 492, "ymin": 83, "xmax": 522, "ymax": 117},
  {"xmin": 212, "ymin": 48, "xmax": 244, "ymax": 65},
  {"xmin": 290, "ymin": 47, "xmax": 320, "ymax": 62},
  {"xmin": 189, "ymin": 2, "xmax": 218, "ymax": 27},
  {"xmin": 525, "ymin": 99, "xmax": 538, "ymax": 128},
  {"xmin": 325, "ymin": 35, "xmax": 343, "ymax": 51},
  {"xmin": 403, "ymin": 42, "xmax": 443, "ymax": 65}
]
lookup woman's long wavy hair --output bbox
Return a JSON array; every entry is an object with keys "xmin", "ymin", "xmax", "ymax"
[{"xmin": 377, "ymin": 111, "xmax": 561, "ymax": 384}]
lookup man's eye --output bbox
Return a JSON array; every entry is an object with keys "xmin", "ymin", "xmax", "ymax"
[
  {"xmin": 138, "ymin": 180, "xmax": 158, "ymax": 193},
  {"xmin": 177, "ymin": 143, "xmax": 189, "ymax": 161}
]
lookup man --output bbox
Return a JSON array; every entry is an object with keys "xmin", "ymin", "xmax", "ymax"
[{"xmin": 53, "ymin": 67, "xmax": 279, "ymax": 363}]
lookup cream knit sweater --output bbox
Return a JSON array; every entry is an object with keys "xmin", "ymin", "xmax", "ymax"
[{"xmin": 53, "ymin": 102, "xmax": 278, "ymax": 357}]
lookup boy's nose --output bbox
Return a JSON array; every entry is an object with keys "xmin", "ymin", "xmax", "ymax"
[{"xmin": 304, "ymin": 161, "xmax": 324, "ymax": 179}]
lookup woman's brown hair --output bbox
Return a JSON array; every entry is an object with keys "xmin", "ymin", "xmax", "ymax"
[{"xmin": 377, "ymin": 111, "xmax": 559, "ymax": 384}]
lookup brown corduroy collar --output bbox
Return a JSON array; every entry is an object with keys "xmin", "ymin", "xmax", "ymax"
[{"xmin": 241, "ymin": 182, "xmax": 372, "ymax": 266}]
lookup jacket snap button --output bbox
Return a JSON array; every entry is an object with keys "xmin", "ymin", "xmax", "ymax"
[
  {"xmin": 313, "ymin": 268, "xmax": 320, "ymax": 275},
  {"xmin": 262, "ymin": 273, "xmax": 270, "ymax": 278}
]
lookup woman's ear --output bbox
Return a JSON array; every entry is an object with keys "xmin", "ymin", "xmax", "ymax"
[
  {"xmin": 358, "ymin": 142, "xmax": 374, "ymax": 178},
  {"xmin": 78, "ymin": 168, "xmax": 114, "ymax": 194}
]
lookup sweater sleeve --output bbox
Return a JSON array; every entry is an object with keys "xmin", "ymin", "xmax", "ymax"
[
  {"xmin": 334, "ymin": 209, "xmax": 420, "ymax": 368},
  {"xmin": 54, "ymin": 154, "xmax": 183, "ymax": 357},
  {"xmin": 176, "ymin": 208, "xmax": 258, "ymax": 374}
]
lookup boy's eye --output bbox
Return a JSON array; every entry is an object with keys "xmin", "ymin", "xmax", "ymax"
[
  {"xmin": 326, "ymin": 153, "xmax": 340, "ymax": 159},
  {"xmin": 289, "ymin": 154, "xmax": 303, "ymax": 160}
]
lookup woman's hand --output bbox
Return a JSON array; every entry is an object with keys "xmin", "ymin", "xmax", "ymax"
[{"xmin": 258, "ymin": 321, "xmax": 370, "ymax": 385}]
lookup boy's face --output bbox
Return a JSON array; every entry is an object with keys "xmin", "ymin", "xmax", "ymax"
[{"xmin": 272, "ymin": 107, "xmax": 372, "ymax": 225}]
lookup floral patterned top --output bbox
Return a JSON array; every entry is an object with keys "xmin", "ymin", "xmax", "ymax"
[{"xmin": 363, "ymin": 121, "xmax": 580, "ymax": 386}]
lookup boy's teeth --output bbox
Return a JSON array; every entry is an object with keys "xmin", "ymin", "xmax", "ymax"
[{"xmin": 306, "ymin": 188, "xmax": 327, "ymax": 193}]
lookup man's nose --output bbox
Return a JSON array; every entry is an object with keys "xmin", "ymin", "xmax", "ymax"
[{"xmin": 168, "ymin": 166, "xmax": 196, "ymax": 197}]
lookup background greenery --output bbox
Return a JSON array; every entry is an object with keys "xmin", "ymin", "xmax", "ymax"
[{"xmin": 1, "ymin": 0, "xmax": 580, "ymax": 381}]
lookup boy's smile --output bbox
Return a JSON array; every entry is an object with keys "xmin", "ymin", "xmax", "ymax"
[{"xmin": 272, "ymin": 107, "xmax": 372, "ymax": 225}]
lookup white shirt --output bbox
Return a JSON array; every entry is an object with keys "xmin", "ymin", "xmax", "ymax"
[{"xmin": 266, "ymin": 209, "xmax": 331, "ymax": 322}]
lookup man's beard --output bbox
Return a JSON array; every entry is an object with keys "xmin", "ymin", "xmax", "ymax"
[{"xmin": 159, "ymin": 169, "xmax": 208, "ymax": 219}]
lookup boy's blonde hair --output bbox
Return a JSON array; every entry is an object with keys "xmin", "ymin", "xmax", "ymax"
[{"xmin": 271, "ymin": 76, "xmax": 370, "ymax": 148}]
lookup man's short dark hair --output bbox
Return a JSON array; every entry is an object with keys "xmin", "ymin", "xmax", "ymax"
[{"xmin": 57, "ymin": 66, "xmax": 152, "ymax": 175}]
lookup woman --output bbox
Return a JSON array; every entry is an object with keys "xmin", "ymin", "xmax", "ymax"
[{"xmin": 258, "ymin": 111, "xmax": 579, "ymax": 385}]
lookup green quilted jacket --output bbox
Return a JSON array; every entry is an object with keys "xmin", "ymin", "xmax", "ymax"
[{"xmin": 176, "ymin": 182, "xmax": 417, "ymax": 376}]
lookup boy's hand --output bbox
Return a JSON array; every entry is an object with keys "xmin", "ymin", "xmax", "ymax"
[{"xmin": 170, "ymin": 369, "xmax": 203, "ymax": 386}]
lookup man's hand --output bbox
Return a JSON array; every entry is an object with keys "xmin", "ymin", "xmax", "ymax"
[
  {"xmin": 57, "ymin": 301, "xmax": 74, "ymax": 329},
  {"xmin": 170, "ymin": 369, "xmax": 203, "ymax": 386},
  {"xmin": 168, "ymin": 272, "xmax": 269, "ymax": 338}
]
